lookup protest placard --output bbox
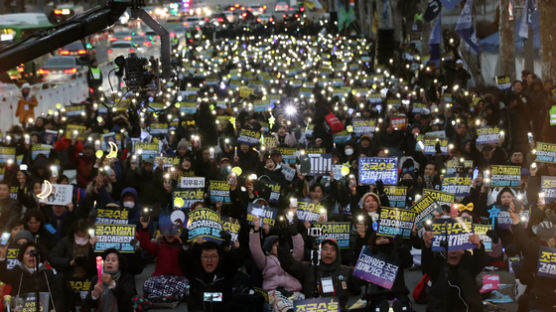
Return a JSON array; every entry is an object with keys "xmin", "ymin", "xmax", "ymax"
[
  {"xmin": 65, "ymin": 124, "xmax": 86, "ymax": 140},
  {"xmin": 173, "ymin": 189, "xmax": 204, "ymax": 210},
  {"xmin": 378, "ymin": 207, "xmax": 415, "ymax": 238},
  {"xmin": 352, "ymin": 118, "xmax": 376, "ymax": 136},
  {"xmin": 281, "ymin": 164, "xmax": 296, "ymax": 181},
  {"xmin": 446, "ymin": 159, "xmax": 473, "ymax": 176},
  {"xmin": 496, "ymin": 75, "xmax": 511, "ymax": 90},
  {"xmin": 263, "ymin": 181, "xmax": 281, "ymax": 204},
  {"xmin": 359, "ymin": 157, "xmax": 398, "ymax": 185},
  {"xmin": 353, "ymin": 246, "xmax": 399, "ymax": 290},
  {"xmin": 476, "ymin": 127, "xmax": 501, "ymax": 145},
  {"xmin": 102, "ymin": 132, "xmax": 121, "ymax": 150},
  {"xmin": 490, "ymin": 165, "xmax": 521, "ymax": 187},
  {"xmin": 43, "ymin": 129, "xmax": 58, "ymax": 145},
  {"xmin": 390, "ymin": 115, "xmax": 407, "ymax": 130},
  {"xmin": 431, "ymin": 218, "xmax": 475, "ymax": 252},
  {"xmin": 237, "ymin": 129, "xmax": 261, "ymax": 146},
  {"xmin": 178, "ymin": 102, "xmax": 197, "ymax": 114},
  {"xmin": 95, "ymin": 207, "xmax": 129, "ymax": 225},
  {"xmin": 277, "ymin": 147, "xmax": 297, "ymax": 164},
  {"xmin": 186, "ymin": 208, "xmax": 223, "ymax": 243},
  {"xmin": 68, "ymin": 279, "xmax": 92, "ymax": 300},
  {"xmin": 416, "ymin": 134, "xmax": 448, "ymax": 155},
  {"xmin": 332, "ymin": 130, "xmax": 351, "ymax": 143},
  {"xmin": 423, "ymin": 189, "xmax": 455, "ymax": 207},
  {"xmin": 442, "ymin": 175, "xmax": 472, "ymax": 197},
  {"xmin": 180, "ymin": 177, "xmax": 206, "ymax": 189},
  {"xmin": 154, "ymin": 156, "xmax": 179, "ymax": 169},
  {"xmin": 411, "ymin": 195, "xmax": 440, "ymax": 228},
  {"xmin": 209, "ymin": 180, "xmax": 230, "ymax": 203},
  {"xmin": 293, "ymin": 297, "xmax": 340, "ymax": 312},
  {"xmin": 312, "ymin": 222, "xmax": 351, "ymax": 248},
  {"xmin": 473, "ymin": 224, "xmax": 493, "ymax": 252},
  {"xmin": 31, "ymin": 144, "xmax": 52, "ymax": 160},
  {"xmin": 536, "ymin": 246, "xmax": 556, "ymax": 279},
  {"xmin": 383, "ymin": 186, "xmax": 407, "ymax": 208},
  {"xmin": 64, "ymin": 104, "xmax": 86, "ymax": 117},
  {"xmin": 39, "ymin": 184, "xmax": 73, "ymax": 206},
  {"xmin": 133, "ymin": 142, "xmax": 159, "ymax": 158},
  {"xmin": 94, "ymin": 224, "xmax": 135, "ymax": 252},
  {"xmin": 296, "ymin": 200, "xmax": 325, "ymax": 223},
  {"xmin": 535, "ymin": 142, "xmax": 556, "ymax": 164},
  {"xmin": 246, "ymin": 203, "xmax": 277, "ymax": 227},
  {"xmin": 0, "ymin": 146, "xmax": 16, "ymax": 163},
  {"xmin": 541, "ymin": 176, "xmax": 556, "ymax": 202},
  {"xmin": 6, "ymin": 247, "xmax": 19, "ymax": 270},
  {"xmin": 493, "ymin": 205, "xmax": 513, "ymax": 230},
  {"xmin": 221, "ymin": 216, "xmax": 240, "ymax": 242},
  {"xmin": 412, "ymin": 102, "xmax": 427, "ymax": 114},
  {"xmin": 19, "ymin": 292, "xmax": 50, "ymax": 312},
  {"xmin": 263, "ymin": 136, "xmax": 277, "ymax": 150},
  {"xmin": 299, "ymin": 153, "xmax": 332, "ymax": 176}
]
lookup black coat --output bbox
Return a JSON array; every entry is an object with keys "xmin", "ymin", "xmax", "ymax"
[
  {"xmin": 48, "ymin": 236, "xmax": 96, "ymax": 277},
  {"xmin": 422, "ymin": 245, "xmax": 487, "ymax": 312},
  {"xmin": 179, "ymin": 244, "xmax": 244, "ymax": 312},
  {"xmin": 0, "ymin": 261, "xmax": 65, "ymax": 311},
  {"xmin": 87, "ymin": 272, "xmax": 137, "ymax": 312}
]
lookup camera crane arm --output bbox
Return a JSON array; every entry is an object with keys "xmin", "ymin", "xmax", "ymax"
[{"xmin": 0, "ymin": 0, "xmax": 171, "ymax": 78}]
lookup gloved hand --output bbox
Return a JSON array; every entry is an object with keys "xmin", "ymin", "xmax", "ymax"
[
  {"xmin": 376, "ymin": 179, "xmax": 385, "ymax": 195},
  {"xmin": 220, "ymin": 230, "xmax": 232, "ymax": 245}
]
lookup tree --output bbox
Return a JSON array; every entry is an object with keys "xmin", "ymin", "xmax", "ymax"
[{"xmin": 537, "ymin": 0, "xmax": 556, "ymax": 80}]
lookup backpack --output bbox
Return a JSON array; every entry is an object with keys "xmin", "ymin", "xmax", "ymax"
[{"xmin": 324, "ymin": 111, "xmax": 345, "ymax": 134}]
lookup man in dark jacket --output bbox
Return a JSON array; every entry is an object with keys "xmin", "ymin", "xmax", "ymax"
[
  {"xmin": 179, "ymin": 241, "xmax": 245, "ymax": 312},
  {"xmin": 277, "ymin": 235, "xmax": 360, "ymax": 311},
  {"xmin": 422, "ymin": 230, "xmax": 487, "ymax": 312},
  {"xmin": 0, "ymin": 180, "xmax": 22, "ymax": 231}
]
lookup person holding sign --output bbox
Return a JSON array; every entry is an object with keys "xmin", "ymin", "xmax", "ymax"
[
  {"xmin": 356, "ymin": 232, "xmax": 413, "ymax": 311},
  {"xmin": 508, "ymin": 201, "xmax": 556, "ymax": 312},
  {"xmin": 249, "ymin": 215, "xmax": 305, "ymax": 312},
  {"xmin": 422, "ymin": 228, "xmax": 486, "ymax": 312},
  {"xmin": 88, "ymin": 248, "xmax": 136, "ymax": 312},
  {"xmin": 0, "ymin": 241, "xmax": 65, "ymax": 311}
]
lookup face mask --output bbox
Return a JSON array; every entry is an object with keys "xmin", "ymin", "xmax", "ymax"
[
  {"xmin": 122, "ymin": 201, "xmax": 135, "ymax": 209},
  {"xmin": 74, "ymin": 235, "xmax": 89, "ymax": 246},
  {"xmin": 345, "ymin": 148, "xmax": 354, "ymax": 156}
]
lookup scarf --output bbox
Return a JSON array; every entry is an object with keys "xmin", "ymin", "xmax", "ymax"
[{"xmin": 100, "ymin": 270, "xmax": 121, "ymax": 312}]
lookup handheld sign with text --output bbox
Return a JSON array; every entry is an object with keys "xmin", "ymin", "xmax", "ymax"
[
  {"xmin": 237, "ymin": 128, "xmax": 261, "ymax": 146},
  {"xmin": 39, "ymin": 184, "xmax": 73, "ymax": 206},
  {"xmin": 442, "ymin": 175, "xmax": 472, "ymax": 198},
  {"xmin": 281, "ymin": 165, "xmax": 296, "ymax": 181},
  {"xmin": 359, "ymin": 157, "xmax": 398, "ymax": 185},
  {"xmin": 133, "ymin": 142, "xmax": 159, "ymax": 158},
  {"xmin": 31, "ymin": 144, "xmax": 52, "ymax": 160},
  {"xmin": 378, "ymin": 207, "xmax": 416, "ymax": 238},
  {"xmin": 490, "ymin": 165, "xmax": 521, "ymax": 188},
  {"xmin": 383, "ymin": 186, "xmax": 407, "ymax": 208},
  {"xmin": 312, "ymin": 222, "xmax": 351, "ymax": 248},
  {"xmin": 411, "ymin": 195, "xmax": 440, "ymax": 229},
  {"xmin": 94, "ymin": 224, "xmax": 136, "ymax": 253},
  {"xmin": 541, "ymin": 176, "xmax": 556, "ymax": 202},
  {"xmin": 299, "ymin": 153, "xmax": 332, "ymax": 176},
  {"xmin": 353, "ymin": 246, "xmax": 399, "ymax": 290},
  {"xmin": 416, "ymin": 134, "xmax": 448, "ymax": 155},
  {"xmin": 0, "ymin": 147, "xmax": 15, "ymax": 163},
  {"xmin": 493, "ymin": 206, "xmax": 513, "ymax": 230},
  {"xmin": 221, "ymin": 216, "xmax": 240, "ymax": 242},
  {"xmin": 247, "ymin": 203, "xmax": 277, "ymax": 227},
  {"xmin": 352, "ymin": 118, "xmax": 376, "ymax": 136},
  {"xmin": 423, "ymin": 189, "xmax": 455, "ymax": 207},
  {"xmin": 186, "ymin": 208, "xmax": 223, "ymax": 243},
  {"xmin": 263, "ymin": 181, "xmax": 281, "ymax": 204},
  {"xmin": 209, "ymin": 180, "xmax": 230, "ymax": 203},
  {"xmin": 296, "ymin": 200, "xmax": 324, "ymax": 223},
  {"xmin": 95, "ymin": 207, "xmax": 129, "ymax": 225},
  {"xmin": 473, "ymin": 224, "xmax": 493, "ymax": 252},
  {"xmin": 277, "ymin": 147, "xmax": 297, "ymax": 164},
  {"xmin": 19, "ymin": 292, "xmax": 50, "ymax": 312},
  {"xmin": 180, "ymin": 177, "xmax": 205, "ymax": 189},
  {"xmin": 536, "ymin": 246, "xmax": 556, "ymax": 279},
  {"xmin": 496, "ymin": 75, "xmax": 511, "ymax": 90},
  {"xmin": 476, "ymin": 127, "xmax": 501, "ymax": 145},
  {"xmin": 535, "ymin": 142, "xmax": 556, "ymax": 164},
  {"xmin": 173, "ymin": 189, "xmax": 204, "ymax": 210},
  {"xmin": 293, "ymin": 297, "xmax": 340, "ymax": 312},
  {"xmin": 431, "ymin": 218, "xmax": 475, "ymax": 252}
]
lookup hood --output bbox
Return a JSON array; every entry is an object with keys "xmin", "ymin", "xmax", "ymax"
[
  {"xmin": 319, "ymin": 238, "xmax": 341, "ymax": 272},
  {"xmin": 120, "ymin": 187, "xmax": 139, "ymax": 203}
]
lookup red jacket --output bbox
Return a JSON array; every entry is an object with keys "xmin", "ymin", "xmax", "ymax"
[{"xmin": 137, "ymin": 229, "xmax": 184, "ymax": 276}]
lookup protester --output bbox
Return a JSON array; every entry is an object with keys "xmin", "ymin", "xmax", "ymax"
[{"xmin": 15, "ymin": 83, "xmax": 38, "ymax": 127}]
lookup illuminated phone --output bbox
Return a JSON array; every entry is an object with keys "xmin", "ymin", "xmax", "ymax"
[
  {"xmin": 472, "ymin": 167, "xmax": 479, "ymax": 180},
  {"xmin": 203, "ymin": 292, "xmax": 222, "ymax": 302},
  {"xmin": 1, "ymin": 232, "xmax": 10, "ymax": 246}
]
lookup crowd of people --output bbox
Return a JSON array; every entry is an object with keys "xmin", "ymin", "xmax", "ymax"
[{"xmin": 0, "ymin": 14, "xmax": 555, "ymax": 312}]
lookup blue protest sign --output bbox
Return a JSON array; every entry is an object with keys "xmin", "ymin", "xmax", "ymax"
[{"xmin": 359, "ymin": 157, "xmax": 398, "ymax": 185}]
